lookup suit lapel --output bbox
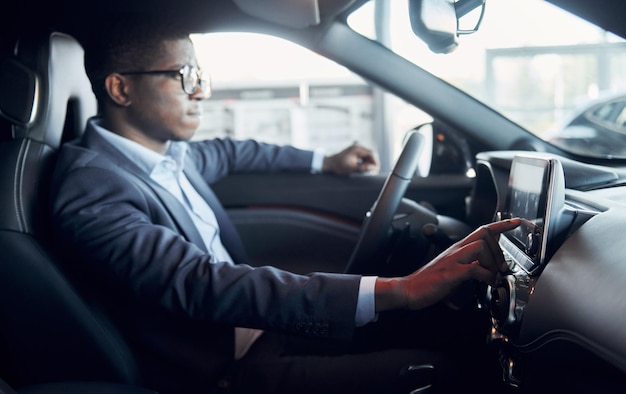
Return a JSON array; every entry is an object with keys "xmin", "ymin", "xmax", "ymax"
[
  {"xmin": 129, "ymin": 170, "xmax": 211, "ymax": 254},
  {"xmin": 82, "ymin": 126, "xmax": 209, "ymax": 252},
  {"xmin": 183, "ymin": 158, "xmax": 249, "ymax": 265}
]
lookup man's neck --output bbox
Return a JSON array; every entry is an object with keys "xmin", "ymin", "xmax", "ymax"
[{"xmin": 100, "ymin": 117, "xmax": 169, "ymax": 155}]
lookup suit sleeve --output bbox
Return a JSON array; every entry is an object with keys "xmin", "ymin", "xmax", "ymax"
[
  {"xmin": 188, "ymin": 138, "xmax": 315, "ymax": 182},
  {"xmin": 51, "ymin": 147, "xmax": 360, "ymax": 341}
]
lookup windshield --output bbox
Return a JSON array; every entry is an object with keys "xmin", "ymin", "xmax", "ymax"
[{"xmin": 349, "ymin": 0, "xmax": 626, "ymax": 159}]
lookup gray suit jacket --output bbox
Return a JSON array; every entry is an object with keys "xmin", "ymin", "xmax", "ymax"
[{"xmin": 50, "ymin": 119, "xmax": 362, "ymax": 393}]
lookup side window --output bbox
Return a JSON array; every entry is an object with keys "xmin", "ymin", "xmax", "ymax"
[
  {"xmin": 614, "ymin": 103, "xmax": 626, "ymax": 129},
  {"xmin": 591, "ymin": 102, "xmax": 618, "ymax": 122},
  {"xmin": 191, "ymin": 33, "xmax": 377, "ymax": 155},
  {"xmin": 589, "ymin": 100, "xmax": 626, "ymax": 133}
]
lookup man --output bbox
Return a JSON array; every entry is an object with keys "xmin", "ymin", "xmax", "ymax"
[{"xmin": 51, "ymin": 15, "xmax": 519, "ymax": 394}]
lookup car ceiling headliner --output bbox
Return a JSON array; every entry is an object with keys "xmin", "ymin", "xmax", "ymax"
[{"xmin": 547, "ymin": 0, "xmax": 626, "ymax": 40}]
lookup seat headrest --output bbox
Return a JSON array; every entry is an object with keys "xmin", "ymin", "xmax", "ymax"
[
  {"xmin": 0, "ymin": 58, "xmax": 38, "ymax": 126},
  {"xmin": 0, "ymin": 31, "xmax": 96, "ymax": 147}
]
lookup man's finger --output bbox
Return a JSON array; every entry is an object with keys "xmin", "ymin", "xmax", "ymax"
[{"xmin": 460, "ymin": 218, "xmax": 520, "ymax": 247}]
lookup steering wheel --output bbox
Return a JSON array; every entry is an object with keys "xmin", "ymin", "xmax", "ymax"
[{"xmin": 345, "ymin": 130, "xmax": 425, "ymax": 275}]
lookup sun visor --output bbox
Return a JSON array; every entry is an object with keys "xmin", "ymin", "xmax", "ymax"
[
  {"xmin": 234, "ymin": 0, "xmax": 358, "ymax": 28},
  {"xmin": 233, "ymin": 0, "xmax": 320, "ymax": 28}
]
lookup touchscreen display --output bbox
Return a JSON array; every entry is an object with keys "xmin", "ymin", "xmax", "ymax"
[
  {"xmin": 505, "ymin": 160, "xmax": 546, "ymax": 263},
  {"xmin": 499, "ymin": 154, "xmax": 564, "ymax": 273}
]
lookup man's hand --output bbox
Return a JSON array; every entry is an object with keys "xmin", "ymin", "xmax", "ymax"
[
  {"xmin": 374, "ymin": 218, "xmax": 521, "ymax": 312},
  {"xmin": 322, "ymin": 143, "xmax": 378, "ymax": 175}
]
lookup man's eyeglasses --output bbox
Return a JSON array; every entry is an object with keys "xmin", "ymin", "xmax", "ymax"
[{"xmin": 120, "ymin": 65, "xmax": 210, "ymax": 96}]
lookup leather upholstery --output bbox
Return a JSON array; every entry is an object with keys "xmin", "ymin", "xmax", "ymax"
[
  {"xmin": 1, "ymin": 378, "xmax": 156, "ymax": 394},
  {"xmin": 0, "ymin": 31, "xmax": 142, "ymax": 388}
]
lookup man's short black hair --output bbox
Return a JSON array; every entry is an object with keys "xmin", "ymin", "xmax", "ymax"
[{"xmin": 83, "ymin": 13, "xmax": 191, "ymax": 102}]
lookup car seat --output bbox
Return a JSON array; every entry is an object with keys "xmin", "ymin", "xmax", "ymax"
[
  {"xmin": 0, "ymin": 30, "xmax": 147, "ymax": 390},
  {"xmin": 0, "ymin": 377, "xmax": 156, "ymax": 394}
]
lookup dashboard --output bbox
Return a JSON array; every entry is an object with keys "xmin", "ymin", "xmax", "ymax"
[{"xmin": 468, "ymin": 150, "xmax": 626, "ymax": 391}]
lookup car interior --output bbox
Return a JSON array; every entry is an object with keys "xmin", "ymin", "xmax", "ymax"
[
  {"xmin": 2, "ymin": 0, "xmax": 626, "ymax": 393},
  {"xmin": 0, "ymin": 30, "xmax": 157, "ymax": 393}
]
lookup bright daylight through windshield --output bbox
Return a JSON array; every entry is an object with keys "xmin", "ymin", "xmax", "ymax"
[
  {"xmin": 368, "ymin": 0, "xmax": 626, "ymax": 158},
  {"xmin": 193, "ymin": 0, "xmax": 626, "ymax": 161}
]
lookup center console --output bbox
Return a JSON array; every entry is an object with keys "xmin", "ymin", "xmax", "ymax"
[{"xmin": 485, "ymin": 153, "xmax": 574, "ymax": 386}]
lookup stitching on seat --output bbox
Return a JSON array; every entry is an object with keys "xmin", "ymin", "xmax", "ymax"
[{"xmin": 13, "ymin": 138, "xmax": 29, "ymax": 233}]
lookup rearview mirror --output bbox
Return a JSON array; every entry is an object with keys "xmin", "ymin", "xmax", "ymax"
[{"xmin": 408, "ymin": 0, "xmax": 485, "ymax": 54}]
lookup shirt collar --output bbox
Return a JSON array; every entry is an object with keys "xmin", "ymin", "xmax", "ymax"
[{"xmin": 90, "ymin": 118, "xmax": 189, "ymax": 176}]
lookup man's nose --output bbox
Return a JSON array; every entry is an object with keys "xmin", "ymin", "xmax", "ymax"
[{"xmin": 190, "ymin": 79, "xmax": 210, "ymax": 99}]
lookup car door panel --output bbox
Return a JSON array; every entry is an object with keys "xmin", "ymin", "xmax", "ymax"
[{"xmin": 213, "ymin": 172, "xmax": 473, "ymax": 272}]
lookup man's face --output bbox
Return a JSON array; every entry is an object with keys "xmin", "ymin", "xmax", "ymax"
[{"xmin": 123, "ymin": 38, "xmax": 206, "ymax": 145}]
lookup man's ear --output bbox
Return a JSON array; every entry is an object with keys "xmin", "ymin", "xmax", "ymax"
[{"xmin": 104, "ymin": 73, "xmax": 132, "ymax": 106}]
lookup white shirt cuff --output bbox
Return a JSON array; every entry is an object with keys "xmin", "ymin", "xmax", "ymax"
[
  {"xmin": 355, "ymin": 276, "xmax": 378, "ymax": 327},
  {"xmin": 310, "ymin": 150, "xmax": 325, "ymax": 173}
]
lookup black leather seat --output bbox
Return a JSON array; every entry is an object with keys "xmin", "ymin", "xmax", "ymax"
[
  {"xmin": 0, "ymin": 377, "xmax": 156, "ymax": 394},
  {"xmin": 0, "ymin": 31, "xmax": 150, "ymax": 392}
]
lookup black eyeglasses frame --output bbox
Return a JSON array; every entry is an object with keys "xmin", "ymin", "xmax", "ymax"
[{"xmin": 119, "ymin": 65, "xmax": 210, "ymax": 96}]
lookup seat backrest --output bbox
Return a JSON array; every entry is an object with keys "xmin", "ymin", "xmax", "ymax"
[{"xmin": 0, "ymin": 31, "xmax": 141, "ymax": 388}]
